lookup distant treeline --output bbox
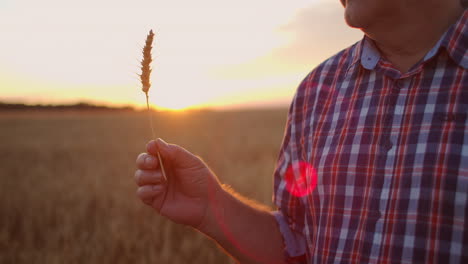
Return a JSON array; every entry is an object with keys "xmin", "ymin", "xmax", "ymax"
[{"xmin": 0, "ymin": 102, "xmax": 134, "ymax": 111}]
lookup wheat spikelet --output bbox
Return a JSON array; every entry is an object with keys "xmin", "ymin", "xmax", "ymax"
[
  {"xmin": 139, "ymin": 29, "xmax": 167, "ymax": 181},
  {"xmin": 140, "ymin": 30, "xmax": 154, "ymax": 94}
]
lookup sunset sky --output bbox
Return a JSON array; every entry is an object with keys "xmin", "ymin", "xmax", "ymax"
[{"xmin": 0, "ymin": 0, "xmax": 362, "ymax": 110}]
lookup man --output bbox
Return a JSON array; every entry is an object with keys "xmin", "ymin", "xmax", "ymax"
[{"xmin": 134, "ymin": 0, "xmax": 467, "ymax": 263}]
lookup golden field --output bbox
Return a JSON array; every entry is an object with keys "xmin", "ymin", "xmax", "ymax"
[{"xmin": 0, "ymin": 109, "xmax": 288, "ymax": 263}]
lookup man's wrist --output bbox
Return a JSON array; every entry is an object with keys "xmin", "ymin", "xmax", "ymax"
[{"xmin": 196, "ymin": 183, "xmax": 229, "ymax": 238}]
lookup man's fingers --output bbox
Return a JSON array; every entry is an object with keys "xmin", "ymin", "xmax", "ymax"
[
  {"xmin": 136, "ymin": 185, "xmax": 164, "ymax": 201},
  {"xmin": 134, "ymin": 169, "xmax": 164, "ymax": 186},
  {"xmin": 136, "ymin": 185, "xmax": 167, "ymax": 212},
  {"xmin": 136, "ymin": 153, "xmax": 159, "ymax": 170}
]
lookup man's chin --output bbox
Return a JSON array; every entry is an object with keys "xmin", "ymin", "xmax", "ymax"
[{"xmin": 344, "ymin": 12, "xmax": 365, "ymax": 29}]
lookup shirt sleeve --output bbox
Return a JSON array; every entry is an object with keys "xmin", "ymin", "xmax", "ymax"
[
  {"xmin": 273, "ymin": 211, "xmax": 306, "ymax": 260},
  {"xmin": 273, "ymin": 92, "xmax": 307, "ymax": 262}
]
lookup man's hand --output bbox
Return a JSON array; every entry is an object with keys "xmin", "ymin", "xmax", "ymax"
[
  {"xmin": 134, "ymin": 139, "xmax": 286, "ymax": 264},
  {"xmin": 135, "ymin": 139, "xmax": 222, "ymax": 228}
]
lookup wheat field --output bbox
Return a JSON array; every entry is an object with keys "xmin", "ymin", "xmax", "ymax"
[{"xmin": 0, "ymin": 109, "xmax": 288, "ymax": 263}]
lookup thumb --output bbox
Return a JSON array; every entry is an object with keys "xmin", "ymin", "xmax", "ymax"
[{"xmin": 147, "ymin": 139, "xmax": 203, "ymax": 169}]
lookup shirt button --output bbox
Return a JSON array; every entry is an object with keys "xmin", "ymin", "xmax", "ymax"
[
  {"xmin": 382, "ymin": 140, "xmax": 393, "ymax": 151},
  {"xmin": 385, "ymin": 115, "xmax": 393, "ymax": 124},
  {"xmin": 369, "ymin": 210, "xmax": 382, "ymax": 219},
  {"xmin": 395, "ymin": 79, "xmax": 404, "ymax": 88},
  {"xmin": 388, "ymin": 96, "xmax": 398, "ymax": 106}
]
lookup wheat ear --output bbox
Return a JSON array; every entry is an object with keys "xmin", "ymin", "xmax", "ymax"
[{"xmin": 140, "ymin": 29, "xmax": 167, "ymax": 181}]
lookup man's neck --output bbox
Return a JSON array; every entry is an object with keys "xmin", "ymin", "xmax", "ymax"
[{"xmin": 364, "ymin": 4, "xmax": 464, "ymax": 74}]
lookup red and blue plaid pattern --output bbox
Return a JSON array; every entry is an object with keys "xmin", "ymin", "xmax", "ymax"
[{"xmin": 274, "ymin": 10, "xmax": 468, "ymax": 264}]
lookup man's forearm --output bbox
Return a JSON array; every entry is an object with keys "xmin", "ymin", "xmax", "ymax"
[{"xmin": 197, "ymin": 186, "xmax": 286, "ymax": 264}]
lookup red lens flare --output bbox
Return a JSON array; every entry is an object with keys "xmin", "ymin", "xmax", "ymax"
[
  {"xmin": 208, "ymin": 161, "xmax": 317, "ymax": 263},
  {"xmin": 285, "ymin": 161, "xmax": 317, "ymax": 197}
]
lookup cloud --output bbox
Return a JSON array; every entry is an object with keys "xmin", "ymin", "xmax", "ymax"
[{"xmin": 212, "ymin": 1, "xmax": 363, "ymax": 79}]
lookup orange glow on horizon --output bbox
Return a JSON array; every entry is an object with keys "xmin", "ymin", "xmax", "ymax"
[{"xmin": 0, "ymin": 0, "xmax": 362, "ymax": 110}]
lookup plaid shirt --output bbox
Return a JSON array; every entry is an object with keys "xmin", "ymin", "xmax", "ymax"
[{"xmin": 273, "ymin": 10, "xmax": 468, "ymax": 264}]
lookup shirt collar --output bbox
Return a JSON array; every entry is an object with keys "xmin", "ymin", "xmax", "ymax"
[
  {"xmin": 432, "ymin": 9, "xmax": 468, "ymax": 69},
  {"xmin": 354, "ymin": 9, "xmax": 468, "ymax": 71},
  {"xmin": 360, "ymin": 36, "xmax": 380, "ymax": 70}
]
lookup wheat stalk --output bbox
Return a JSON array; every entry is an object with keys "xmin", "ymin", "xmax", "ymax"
[{"xmin": 140, "ymin": 29, "xmax": 167, "ymax": 181}]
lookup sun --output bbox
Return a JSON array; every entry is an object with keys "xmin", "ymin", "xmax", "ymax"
[
  {"xmin": 151, "ymin": 93, "xmax": 204, "ymax": 111},
  {"xmin": 154, "ymin": 101, "xmax": 192, "ymax": 112}
]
